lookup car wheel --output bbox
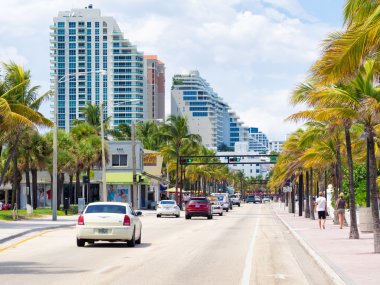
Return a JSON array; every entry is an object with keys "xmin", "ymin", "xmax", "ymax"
[
  {"xmin": 176, "ymin": 214, "xmax": 180, "ymax": 218},
  {"xmin": 136, "ymin": 230, "xmax": 142, "ymax": 245},
  {"xmin": 127, "ymin": 228, "xmax": 136, "ymax": 247},
  {"xmin": 157, "ymin": 214, "xmax": 161, "ymax": 218},
  {"xmin": 219, "ymin": 212, "xmax": 223, "ymax": 216},
  {"xmin": 185, "ymin": 215, "xmax": 191, "ymax": 220},
  {"xmin": 226, "ymin": 209, "xmax": 229, "ymax": 212},
  {"xmin": 238, "ymin": 203, "xmax": 240, "ymax": 207},
  {"xmin": 77, "ymin": 238, "xmax": 85, "ymax": 247}
]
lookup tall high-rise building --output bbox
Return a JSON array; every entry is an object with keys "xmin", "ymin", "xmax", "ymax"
[
  {"xmin": 171, "ymin": 70, "xmax": 247, "ymax": 149},
  {"xmin": 50, "ymin": 5, "xmax": 146, "ymax": 130},
  {"xmin": 144, "ymin": 55, "xmax": 165, "ymax": 121}
]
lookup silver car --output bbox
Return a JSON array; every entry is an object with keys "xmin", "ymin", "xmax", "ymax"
[{"xmin": 156, "ymin": 200, "xmax": 181, "ymax": 218}]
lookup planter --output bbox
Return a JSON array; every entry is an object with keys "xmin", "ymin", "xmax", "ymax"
[{"xmin": 359, "ymin": 207, "xmax": 373, "ymax": 233}]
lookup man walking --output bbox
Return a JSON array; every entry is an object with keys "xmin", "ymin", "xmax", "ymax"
[{"xmin": 314, "ymin": 191, "xmax": 327, "ymax": 229}]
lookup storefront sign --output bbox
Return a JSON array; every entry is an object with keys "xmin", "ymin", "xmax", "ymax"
[{"xmin": 144, "ymin": 153, "xmax": 157, "ymax": 166}]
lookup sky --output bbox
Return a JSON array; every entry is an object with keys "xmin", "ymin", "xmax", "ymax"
[{"xmin": 0, "ymin": 0, "xmax": 345, "ymax": 140}]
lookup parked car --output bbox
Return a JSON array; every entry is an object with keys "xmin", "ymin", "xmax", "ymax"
[
  {"xmin": 76, "ymin": 202, "xmax": 142, "ymax": 247},
  {"xmin": 185, "ymin": 197, "xmax": 212, "ymax": 220},
  {"xmin": 156, "ymin": 200, "xmax": 180, "ymax": 218},
  {"xmin": 246, "ymin": 195, "xmax": 256, "ymax": 203},
  {"xmin": 211, "ymin": 202, "xmax": 223, "ymax": 216},
  {"xmin": 230, "ymin": 194, "xmax": 241, "ymax": 207},
  {"xmin": 254, "ymin": 196, "xmax": 262, "ymax": 203}
]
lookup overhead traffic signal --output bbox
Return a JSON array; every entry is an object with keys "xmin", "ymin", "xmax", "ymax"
[
  {"xmin": 180, "ymin": 158, "xmax": 193, "ymax": 164},
  {"xmin": 228, "ymin": 157, "xmax": 241, "ymax": 163}
]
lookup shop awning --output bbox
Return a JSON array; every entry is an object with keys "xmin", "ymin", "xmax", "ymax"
[{"xmin": 105, "ymin": 172, "xmax": 151, "ymax": 185}]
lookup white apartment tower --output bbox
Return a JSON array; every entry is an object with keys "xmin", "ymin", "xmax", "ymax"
[{"xmin": 50, "ymin": 5, "xmax": 147, "ymax": 130}]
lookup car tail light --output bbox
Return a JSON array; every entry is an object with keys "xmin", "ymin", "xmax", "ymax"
[
  {"xmin": 77, "ymin": 215, "xmax": 84, "ymax": 225},
  {"xmin": 123, "ymin": 215, "xmax": 131, "ymax": 226}
]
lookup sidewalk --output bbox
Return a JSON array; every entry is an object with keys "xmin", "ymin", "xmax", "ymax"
[
  {"xmin": 273, "ymin": 202, "xmax": 380, "ymax": 285},
  {"xmin": 0, "ymin": 215, "xmax": 78, "ymax": 244}
]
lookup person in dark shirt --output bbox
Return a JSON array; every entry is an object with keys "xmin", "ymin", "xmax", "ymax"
[{"xmin": 335, "ymin": 192, "xmax": 347, "ymax": 229}]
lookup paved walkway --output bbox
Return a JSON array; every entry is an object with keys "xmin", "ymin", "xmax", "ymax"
[{"xmin": 273, "ymin": 202, "xmax": 380, "ymax": 285}]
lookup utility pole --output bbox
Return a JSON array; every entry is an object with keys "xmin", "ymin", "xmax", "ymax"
[{"xmin": 131, "ymin": 122, "xmax": 138, "ymax": 209}]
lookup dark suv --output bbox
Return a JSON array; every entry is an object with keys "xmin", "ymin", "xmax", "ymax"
[{"xmin": 185, "ymin": 197, "xmax": 212, "ymax": 220}]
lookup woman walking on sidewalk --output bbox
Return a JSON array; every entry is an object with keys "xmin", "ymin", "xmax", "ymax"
[
  {"xmin": 335, "ymin": 192, "xmax": 346, "ymax": 229},
  {"xmin": 314, "ymin": 192, "xmax": 327, "ymax": 229}
]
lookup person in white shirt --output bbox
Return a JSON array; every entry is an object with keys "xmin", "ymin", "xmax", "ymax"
[{"xmin": 314, "ymin": 191, "xmax": 327, "ymax": 229}]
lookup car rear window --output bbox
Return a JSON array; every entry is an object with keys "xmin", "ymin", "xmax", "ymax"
[
  {"xmin": 190, "ymin": 198, "xmax": 208, "ymax": 203},
  {"xmin": 161, "ymin": 201, "xmax": 175, "ymax": 205},
  {"xmin": 248, "ymin": 196, "xmax": 255, "ymax": 198},
  {"xmin": 85, "ymin": 205, "xmax": 126, "ymax": 214}
]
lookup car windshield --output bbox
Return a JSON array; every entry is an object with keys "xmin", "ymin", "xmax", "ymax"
[
  {"xmin": 161, "ymin": 201, "xmax": 175, "ymax": 205},
  {"xmin": 85, "ymin": 204, "xmax": 126, "ymax": 214}
]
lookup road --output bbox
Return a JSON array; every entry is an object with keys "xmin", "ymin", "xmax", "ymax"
[{"xmin": 0, "ymin": 203, "xmax": 334, "ymax": 285}]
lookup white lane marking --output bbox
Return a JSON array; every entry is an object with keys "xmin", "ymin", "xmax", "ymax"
[
  {"xmin": 240, "ymin": 207, "xmax": 261, "ymax": 285},
  {"xmin": 95, "ymin": 265, "xmax": 114, "ymax": 274}
]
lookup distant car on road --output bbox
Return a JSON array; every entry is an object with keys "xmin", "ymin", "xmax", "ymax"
[
  {"xmin": 246, "ymin": 195, "xmax": 256, "ymax": 203},
  {"xmin": 254, "ymin": 196, "xmax": 262, "ymax": 203},
  {"xmin": 76, "ymin": 202, "xmax": 142, "ymax": 247},
  {"xmin": 262, "ymin": 197, "xmax": 271, "ymax": 203},
  {"xmin": 230, "ymin": 194, "xmax": 241, "ymax": 207},
  {"xmin": 156, "ymin": 200, "xmax": 180, "ymax": 218},
  {"xmin": 185, "ymin": 197, "xmax": 212, "ymax": 220},
  {"xmin": 211, "ymin": 202, "xmax": 223, "ymax": 216}
]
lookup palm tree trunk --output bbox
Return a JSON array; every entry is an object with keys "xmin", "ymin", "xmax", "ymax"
[
  {"xmin": 69, "ymin": 175, "xmax": 74, "ymax": 204},
  {"xmin": 367, "ymin": 129, "xmax": 380, "ymax": 253},
  {"xmin": 309, "ymin": 169, "xmax": 315, "ymax": 220},
  {"xmin": 12, "ymin": 146, "xmax": 20, "ymax": 209},
  {"xmin": 25, "ymin": 156, "xmax": 31, "ymax": 206},
  {"xmin": 31, "ymin": 168, "xmax": 38, "ymax": 209},
  {"xmin": 344, "ymin": 123, "xmax": 359, "ymax": 239},
  {"xmin": 298, "ymin": 173, "xmax": 303, "ymax": 216},
  {"xmin": 305, "ymin": 171, "xmax": 310, "ymax": 218},
  {"xmin": 75, "ymin": 170, "xmax": 80, "ymax": 202},
  {"xmin": 0, "ymin": 130, "xmax": 22, "ymax": 187}
]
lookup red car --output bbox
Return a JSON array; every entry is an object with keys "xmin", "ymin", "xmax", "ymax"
[{"xmin": 185, "ymin": 197, "xmax": 212, "ymax": 220}]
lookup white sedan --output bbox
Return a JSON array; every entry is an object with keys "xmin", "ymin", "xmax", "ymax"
[
  {"xmin": 211, "ymin": 203, "xmax": 223, "ymax": 216},
  {"xmin": 156, "ymin": 200, "xmax": 181, "ymax": 218},
  {"xmin": 76, "ymin": 202, "xmax": 142, "ymax": 247}
]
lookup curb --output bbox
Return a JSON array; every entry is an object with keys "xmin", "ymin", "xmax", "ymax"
[
  {"xmin": 0, "ymin": 223, "xmax": 75, "ymax": 244},
  {"xmin": 274, "ymin": 210, "xmax": 348, "ymax": 285}
]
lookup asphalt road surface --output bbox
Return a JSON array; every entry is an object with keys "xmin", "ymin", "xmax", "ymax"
[{"xmin": 0, "ymin": 203, "xmax": 334, "ymax": 285}]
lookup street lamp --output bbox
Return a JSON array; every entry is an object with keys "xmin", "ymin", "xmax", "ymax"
[{"xmin": 53, "ymin": 70, "xmax": 105, "ymax": 221}]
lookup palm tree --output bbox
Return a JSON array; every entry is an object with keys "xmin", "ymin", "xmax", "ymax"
[
  {"xmin": 0, "ymin": 62, "xmax": 51, "ymax": 207},
  {"xmin": 160, "ymin": 115, "xmax": 202, "ymax": 202}
]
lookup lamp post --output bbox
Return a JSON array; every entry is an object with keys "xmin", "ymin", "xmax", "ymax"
[{"xmin": 53, "ymin": 70, "xmax": 105, "ymax": 221}]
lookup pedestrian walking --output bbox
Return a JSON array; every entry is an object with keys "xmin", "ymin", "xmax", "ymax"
[
  {"xmin": 335, "ymin": 192, "xmax": 346, "ymax": 229},
  {"xmin": 314, "ymin": 191, "xmax": 327, "ymax": 229}
]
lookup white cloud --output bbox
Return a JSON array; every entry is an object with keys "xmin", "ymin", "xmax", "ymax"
[{"xmin": 0, "ymin": 47, "xmax": 28, "ymax": 65}]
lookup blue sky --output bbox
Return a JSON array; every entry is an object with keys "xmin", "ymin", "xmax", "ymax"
[{"xmin": 0, "ymin": 0, "xmax": 345, "ymax": 140}]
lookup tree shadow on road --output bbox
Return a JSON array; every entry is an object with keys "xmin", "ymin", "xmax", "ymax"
[{"xmin": 0, "ymin": 261, "xmax": 87, "ymax": 275}]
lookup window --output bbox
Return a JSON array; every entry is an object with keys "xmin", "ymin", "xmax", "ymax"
[
  {"xmin": 69, "ymin": 22, "xmax": 76, "ymax": 28},
  {"xmin": 112, "ymin": 154, "xmax": 128, "ymax": 166}
]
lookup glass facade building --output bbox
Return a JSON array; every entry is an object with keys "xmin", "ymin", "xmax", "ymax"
[
  {"xmin": 171, "ymin": 70, "xmax": 247, "ymax": 149},
  {"xmin": 50, "ymin": 5, "xmax": 146, "ymax": 130}
]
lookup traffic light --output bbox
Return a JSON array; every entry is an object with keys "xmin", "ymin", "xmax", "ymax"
[
  {"xmin": 180, "ymin": 158, "xmax": 193, "ymax": 164},
  {"xmin": 270, "ymin": 156, "xmax": 278, "ymax": 163},
  {"xmin": 228, "ymin": 157, "xmax": 241, "ymax": 163}
]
